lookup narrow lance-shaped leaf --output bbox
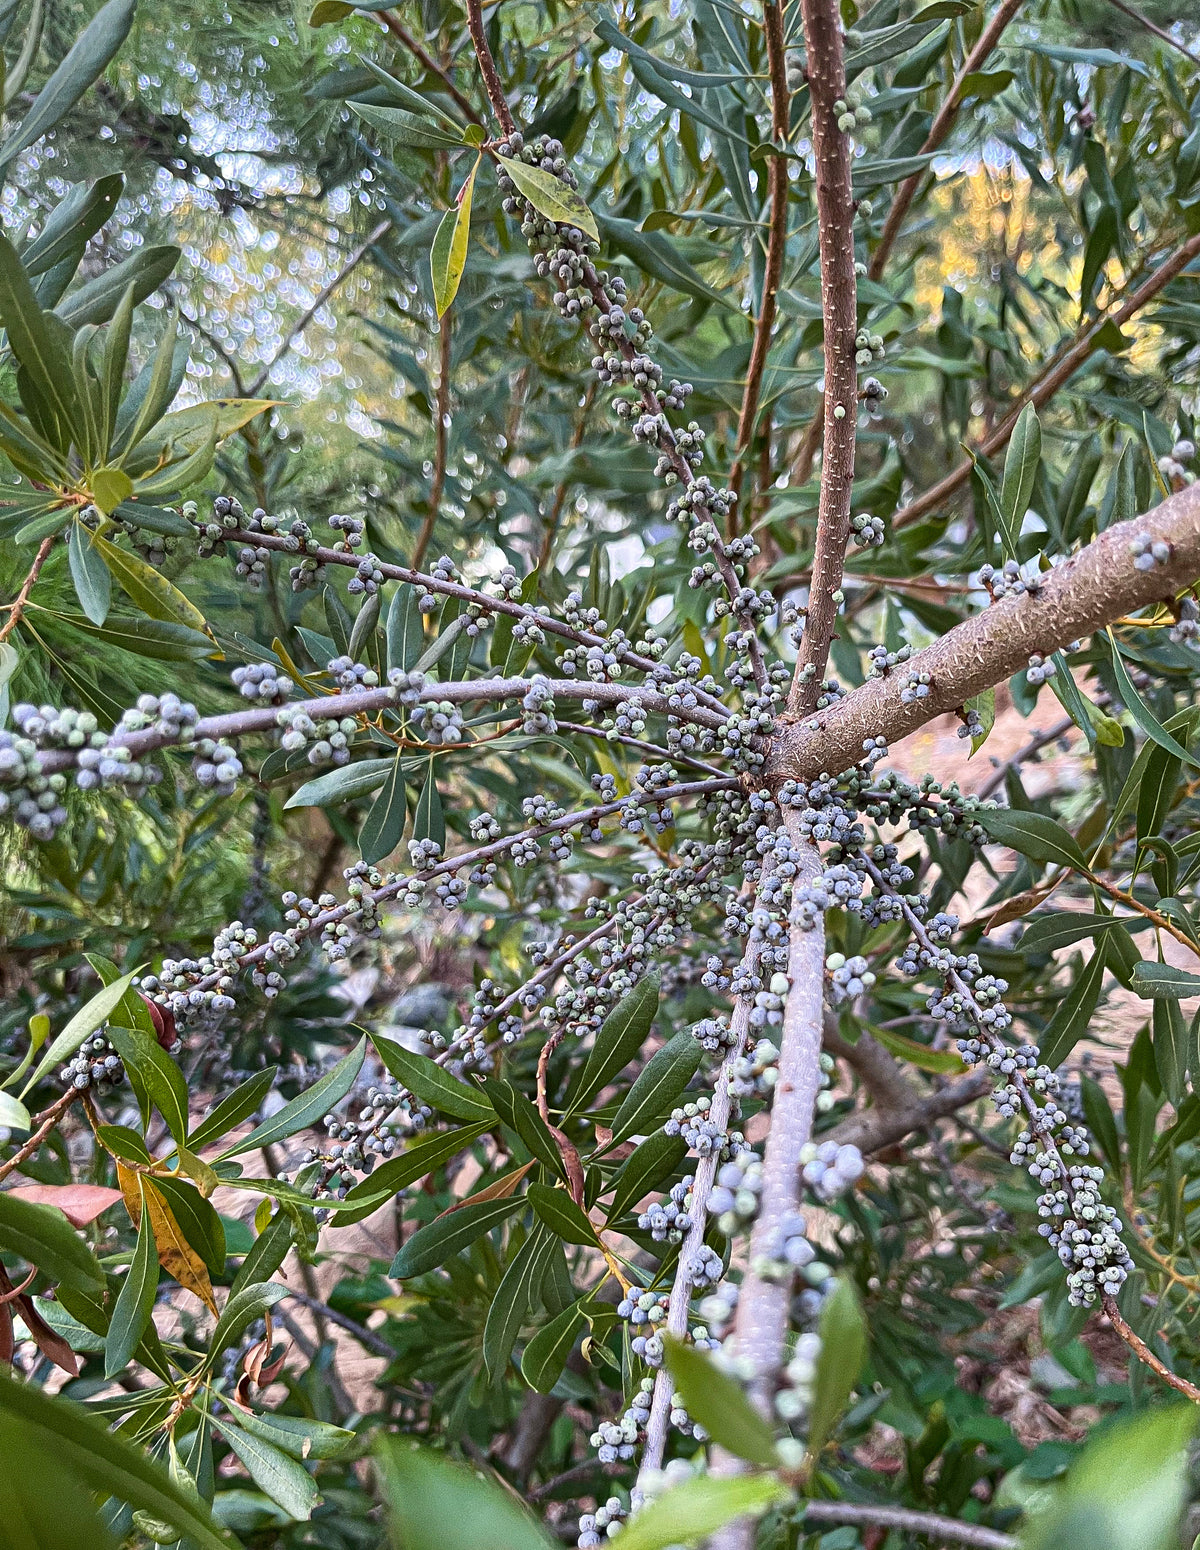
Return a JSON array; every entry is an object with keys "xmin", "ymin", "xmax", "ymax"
[
  {"xmin": 105, "ymin": 1186, "xmax": 158, "ymax": 1378},
  {"xmin": 431, "ymin": 156, "xmax": 479, "ymax": 318},
  {"xmin": 498, "ymin": 155, "xmax": 600, "ymax": 243},
  {"xmin": 606, "ymin": 1032, "xmax": 702, "ymax": 1147},
  {"xmin": 359, "ymin": 752, "xmax": 408, "ymax": 864},
  {"xmin": 67, "ymin": 518, "xmax": 111, "ymax": 625},
  {"xmin": 219, "ymin": 1036, "xmax": 366, "ymax": 1157},
  {"xmin": 663, "ymin": 1336, "xmax": 778, "ymax": 1466},
  {"xmin": 22, "ymin": 968, "xmax": 141, "ymax": 1096},
  {"xmin": 806, "ymin": 1277, "xmax": 867, "ymax": 1459}
]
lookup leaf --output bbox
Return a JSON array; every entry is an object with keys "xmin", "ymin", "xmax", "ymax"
[
  {"xmin": 499, "ymin": 156, "xmax": 599, "ymax": 243},
  {"xmin": 350, "ymin": 100, "xmax": 465, "ymax": 150},
  {"xmin": 148, "ymin": 398, "xmax": 279, "ymax": 459},
  {"xmin": 104, "ymin": 1023, "xmax": 189, "ymax": 1142},
  {"xmin": 90, "ymin": 466, "xmax": 134, "ymax": 515},
  {"xmin": 528, "ymin": 1182, "xmax": 599, "ymax": 1247},
  {"xmin": 90, "ymin": 530, "xmax": 209, "ymax": 633},
  {"xmin": 337, "ymin": 1123, "xmax": 490, "ymax": 1224},
  {"xmin": 225, "ymin": 1410, "xmax": 354, "ymax": 1460},
  {"xmin": 482, "ymin": 1223, "xmax": 558, "ymax": 1379},
  {"xmin": 67, "ymin": 519, "xmax": 111, "ymax": 625},
  {"xmin": 431, "ymin": 157, "xmax": 479, "ymax": 319},
  {"xmin": 151, "ymin": 1175, "xmax": 226, "ymax": 1280},
  {"xmin": 569, "ymin": 973, "xmax": 660, "ymax": 1114},
  {"xmin": 210, "ymin": 1416, "xmax": 320, "ymax": 1521},
  {"xmin": 1106, "ymin": 633, "xmax": 1200, "ymax": 771},
  {"xmin": 8, "ymin": 1183, "xmax": 121, "ymax": 1228},
  {"xmin": 868, "ymin": 1025, "xmax": 963, "ymax": 1074},
  {"xmin": 0, "ymin": 1191, "xmax": 106, "ymax": 1294},
  {"xmin": 975, "ymin": 808, "xmax": 1089, "ymax": 872},
  {"xmin": 664, "ymin": 1336, "xmax": 778, "ymax": 1465},
  {"xmin": 105, "ymin": 1188, "xmax": 158, "ymax": 1377},
  {"xmin": 611, "ymin": 1475, "xmax": 792, "ymax": 1550},
  {"xmin": 606, "ymin": 1131, "xmax": 688, "ymax": 1223},
  {"xmin": 0, "ymin": 1412, "xmax": 118, "ymax": 1550},
  {"xmin": 1021, "ymin": 1406, "xmax": 1195, "ymax": 1550},
  {"xmin": 1021, "ymin": 911, "xmax": 1149, "ymax": 954},
  {"xmin": 0, "ymin": 0, "xmax": 136, "ymax": 170},
  {"xmin": 284, "ymin": 758, "xmax": 394, "ymax": 809},
  {"xmin": 53, "ymin": 610, "xmax": 213, "ymax": 661},
  {"xmin": 387, "ymin": 583, "xmax": 425, "ymax": 671},
  {"xmin": 1040, "ymin": 940, "xmax": 1108, "ymax": 1069},
  {"xmin": 389, "ymin": 1195, "xmax": 522, "ymax": 1279},
  {"xmin": 0, "ymin": 1091, "xmax": 31, "ymax": 1131},
  {"xmin": 1137, "ymin": 744, "xmax": 1181, "ymax": 847},
  {"xmin": 25, "ymin": 972, "xmax": 146, "ymax": 1099},
  {"xmin": 188, "ymin": 1066, "xmax": 280, "ymax": 1152},
  {"xmin": 369, "ymin": 1035, "xmax": 493, "ymax": 1122},
  {"xmin": 359, "ymin": 753, "xmax": 408, "ymax": 863},
  {"xmin": 309, "ymin": 0, "xmax": 354, "ymax": 21},
  {"xmin": 1130, "ymin": 962, "xmax": 1200, "ymax": 999},
  {"xmin": 412, "ymin": 763, "xmax": 445, "ymax": 852},
  {"xmin": 0, "ymin": 231, "xmax": 78, "ymax": 438},
  {"xmin": 209, "ymin": 1282, "xmax": 290, "ymax": 1358},
  {"xmin": 0, "ymin": 1371, "xmax": 233, "ymax": 1549},
  {"xmin": 375, "ymin": 1438, "xmax": 554, "ymax": 1550},
  {"xmin": 1153, "ymin": 996, "xmax": 1188, "ymax": 1107},
  {"xmin": 521, "ymin": 1298, "xmax": 585, "ymax": 1393},
  {"xmin": 806, "ymin": 1277, "xmax": 867, "ymax": 1459},
  {"xmin": 57, "ymin": 244, "xmax": 181, "ymax": 330},
  {"xmin": 607, "ymin": 1032, "xmax": 702, "ymax": 1147},
  {"xmin": 219, "ymin": 1036, "xmax": 366, "ymax": 1156},
  {"xmin": 965, "ymin": 687, "xmax": 994, "ymax": 755}
]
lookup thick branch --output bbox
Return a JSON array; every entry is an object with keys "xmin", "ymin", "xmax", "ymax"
[
  {"xmin": 771, "ymin": 483, "xmax": 1200, "ymax": 783},
  {"xmin": 821, "ymin": 1069, "xmax": 992, "ymax": 1156},
  {"xmin": 801, "ymin": 1501, "xmax": 1016, "ymax": 1549},
  {"xmin": 894, "ymin": 230, "xmax": 1200, "ymax": 532},
  {"xmin": 788, "ymin": 0, "xmax": 858, "ymax": 713},
  {"xmin": 465, "ymin": 0, "xmax": 515, "ymax": 134}
]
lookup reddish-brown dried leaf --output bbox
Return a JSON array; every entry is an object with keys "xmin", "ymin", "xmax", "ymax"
[
  {"xmin": 17, "ymin": 1294, "xmax": 80, "ymax": 1377},
  {"xmin": 9, "ymin": 1184, "xmax": 123, "ymax": 1229}
]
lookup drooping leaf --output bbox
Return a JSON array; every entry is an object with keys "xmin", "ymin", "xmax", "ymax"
[
  {"xmin": 369, "ymin": 1035, "xmax": 493, "ymax": 1122},
  {"xmin": 210, "ymin": 1415, "xmax": 320, "ymax": 1521},
  {"xmin": 806, "ymin": 1277, "xmax": 867, "ymax": 1459},
  {"xmin": 359, "ymin": 753, "xmax": 408, "ymax": 863},
  {"xmin": 521, "ymin": 1298, "xmax": 586, "ymax": 1393},
  {"xmin": 67, "ymin": 519, "xmax": 111, "ymax": 624},
  {"xmin": 219, "ymin": 1037, "xmax": 366, "ymax": 1157},
  {"xmin": 1040, "ymin": 940, "xmax": 1109, "ymax": 1068},
  {"xmin": 412, "ymin": 763, "xmax": 445, "ymax": 852},
  {"xmin": 90, "ymin": 531, "xmax": 209, "ymax": 633},
  {"xmin": 975, "ymin": 808, "xmax": 1090, "ymax": 873},
  {"xmin": 431, "ymin": 157, "xmax": 479, "ymax": 318},
  {"xmin": 482, "ymin": 1223, "xmax": 558, "ymax": 1379},
  {"xmin": 375, "ymin": 1438, "xmax": 554, "ymax": 1550}
]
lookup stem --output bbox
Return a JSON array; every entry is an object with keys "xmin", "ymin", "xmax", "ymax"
[
  {"xmin": 1099, "ymin": 0, "xmax": 1200, "ymax": 69},
  {"xmin": 0, "ymin": 535, "xmax": 56, "ymax": 643},
  {"xmin": 411, "ymin": 311, "xmax": 452, "ymax": 572},
  {"xmin": 465, "ymin": 0, "xmax": 515, "ymax": 134},
  {"xmin": 0, "ymin": 1090, "xmax": 76, "ymax": 1185},
  {"xmin": 801, "ymin": 1501, "xmax": 1017, "ymax": 1549},
  {"xmin": 787, "ymin": 0, "xmax": 858, "ymax": 714},
  {"xmin": 1101, "ymin": 1294, "xmax": 1200, "ymax": 1404}
]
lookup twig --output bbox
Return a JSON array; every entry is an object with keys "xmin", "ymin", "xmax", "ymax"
[
  {"xmin": 801, "ymin": 1500, "xmax": 1017, "ymax": 1548},
  {"xmin": 287, "ymin": 1289, "xmax": 396, "ymax": 1360},
  {"xmin": 1100, "ymin": 0, "xmax": 1200, "ymax": 70},
  {"xmin": 0, "ymin": 1090, "xmax": 76, "ymax": 1185},
  {"xmin": 770, "ymin": 479, "xmax": 1200, "ymax": 783},
  {"xmin": 1102, "ymin": 1294, "xmax": 1200, "ymax": 1403},
  {"xmin": 894, "ymin": 229, "xmax": 1200, "ymax": 532},
  {"xmin": 821, "ymin": 1069, "xmax": 992, "ymax": 1156},
  {"xmin": 0, "ymin": 535, "xmax": 56, "ymax": 643},
  {"xmin": 411, "ymin": 311, "xmax": 452, "ymax": 572},
  {"xmin": 868, "ymin": 0, "xmax": 1026, "ymax": 282},
  {"xmin": 374, "ymin": 10, "xmax": 483, "ymax": 122},
  {"xmin": 786, "ymin": 0, "xmax": 858, "ymax": 714},
  {"xmin": 465, "ymin": 0, "xmax": 515, "ymax": 135},
  {"xmin": 248, "ymin": 218, "xmax": 392, "ymax": 396},
  {"xmin": 729, "ymin": 0, "xmax": 791, "ymax": 528},
  {"xmin": 976, "ymin": 715, "xmax": 1075, "ymax": 798}
]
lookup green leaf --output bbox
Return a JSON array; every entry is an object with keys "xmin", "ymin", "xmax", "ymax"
[
  {"xmin": 370, "ymin": 1034, "xmax": 493, "ymax": 1122},
  {"xmin": 350, "ymin": 100, "xmax": 464, "ymax": 150},
  {"xmin": 209, "ymin": 1282, "xmax": 290, "ymax": 1358},
  {"xmin": 663, "ymin": 1336, "xmax": 778, "ymax": 1465},
  {"xmin": 528, "ymin": 1182, "xmax": 599, "ymax": 1247},
  {"xmin": 147, "ymin": 398, "xmax": 279, "ymax": 460},
  {"xmin": 188, "ymin": 1067, "xmax": 280, "ymax": 1153},
  {"xmin": 223, "ymin": 1410, "xmax": 354, "ymax": 1460},
  {"xmin": 0, "ymin": 1371, "xmax": 235, "ymax": 1550},
  {"xmin": 412, "ymin": 763, "xmax": 445, "ymax": 851},
  {"xmin": 0, "ymin": 231, "xmax": 79, "ymax": 438},
  {"xmin": 1153, "ymin": 996, "xmax": 1188, "ymax": 1106},
  {"xmin": 482, "ymin": 1223, "xmax": 557, "ymax": 1379},
  {"xmin": 1021, "ymin": 1406, "xmax": 1195, "ymax": 1550},
  {"xmin": 611, "ymin": 1475, "xmax": 792, "ymax": 1550},
  {"xmin": 338, "ymin": 1123, "xmax": 489, "ymax": 1224},
  {"xmin": 485, "ymin": 1079, "xmax": 564, "ymax": 1177},
  {"xmin": 0, "ymin": 1090, "xmax": 31, "ymax": 1130},
  {"xmin": 90, "ymin": 466, "xmax": 134, "ymax": 515},
  {"xmin": 91, "ymin": 530, "xmax": 209, "ymax": 634},
  {"xmin": 22, "ymin": 968, "xmax": 140, "ymax": 1096},
  {"xmin": 1106, "ymin": 632, "xmax": 1200, "ymax": 770},
  {"xmin": 1040, "ymin": 939, "xmax": 1109, "ymax": 1068},
  {"xmin": 309, "ymin": 0, "xmax": 354, "ymax": 22},
  {"xmin": 56, "ymin": 244, "xmax": 180, "ymax": 330},
  {"xmin": 53, "ymin": 610, "xmax": 213, "ymax": 661},
  {"xmin": 965, "ymin": 687, "xmax": 994, "ymax": 755},
  {"xmin": 218, "ymin": 1036, "xmax": 366, "ymax": 1156},
  {"xmin": 569, "ymin": 973, "xmax": 660, "ymax": 1115},
  {"xmin": 1021, "ymin": 911, "xmax": 1149, "ymax": 954},
  {"xmin": 387, "ymin": 583, "xmax": 425, "ymax": 671},
  {"xmin": 499, "ymin": 155, "xmax": 599, "ymax": 243},
  {"xmin": 0, "ymin": 0, "xmax": 136, "ymax": 170},
  {"xmin": 1130, "ymin": 961, "xmax": 1200, "ymax": 998},
  {"xmin": 431, "ymin": 157, "xmax": 479, "ymax": 319},
  {"xmin": 606, "ymin": 1131, "xmax": 688, "ymax": 1223},
  {"xmin": 152, "ymin": 1176, "xmax": 226, "ymax": 1278},
  {"xmin": 975, "ymin": 808, "xmax": 1089, "ymax": 872},
  {"xmin": 210, "ymin": 1416, "xmax": 319, "ymax": 1521},
  {"xmin": 806, "ymin": 1277, "xmax": 867, "ymax": 1459},
  {"xmin": 0, "ymin": 1190, "xmax": 105, "ymax": 1294},
  {"xmin": 67, "ymin": 519, "xmax": 111, "ymax": 625},
  {"xmin": 0, "ymin": 1409, "xmax": 118, "ymax": 1550},
  {"xmin": 1137, "ymin": 744, "xmax": 1182, "ymax": 847},
  {"xmin": 105, "ymin": 1023, "xmax": 189, "ymax": 1143},
  {"xmin": 607, "ymin": 1032, "xmax": 702, "ymax": 1147},
  {"xmin": 521, "ymin": 1298, "xmax": 586, "ymax": 1393},
  {"xmin": 283, "ymin": 758, "xmax": 395, "ymax": 809},
  {"xmin": 868, "ymin": 1024, "xmax": 963, "ymax": 1074},
  {"xmin": 359, "ymin": 753, "xmax": 408, "ymax": 863},
  {"xmin": 105, "ymin": 1189, "xmax": 158, "ymax": 1377},
  {"xmin": 375, "ymin": 1438, "xmax": 554, "ymax": 1550},
  {"xmin": 389, "ymin": 1195, "xmax": 522, "ymax": 1279}
]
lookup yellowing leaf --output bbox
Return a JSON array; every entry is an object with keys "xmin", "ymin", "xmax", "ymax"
[
  {"xmin": 500, "ymin": 156, "xmax": 599, "ymax": 243},
  {"xmin": 141, "ymin": 1178, "xmax": 217, "ymax": 1313},
  {"xmin": 90, "ymin": 467, "xmax": 134, "ymax": 515},
  {"xmin": 431, "ymin": 156, "xmax": 479, "ymax": 319},
  {"xmin": 149, "ymin": 398, "xmax": 281, "ymax": 460},
  {"xmin": 91, "ymin": 530, "xmax": 209, "ymax": 635}
]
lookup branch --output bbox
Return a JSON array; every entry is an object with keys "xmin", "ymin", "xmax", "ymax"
[
  {"xmin": 787, "ymin": 0, "xmax": 858, "ymax": 714},
  {"xmin": 894, "ymin": 229, "xmax": 1200, "ymax": 532},
  {"xmin": 820, "ymin": 1069, "xmax": 992, "ymax": 1156},
  {"xmin": 729, "ymin": 0, "xmax": 791, "ymax": 526},
  {"xmin": 465, "ymin": 0, "xmax": 515, "ymax": 134},
  {"xmin": 286, "ymin": 1290, "xmax": 396, "ymax": 1360},
  {"xmin": 801, "ymin": 1501, "xmax": 1017, "ymax": 1549},
  {"xmin": 1101, "ymin": 1295, "xmax": 1200, "ymax": 1404},
  {"xmin": 1100, "ymin": 0, "xmax": 1200, "ymax": 69},
  {"xmin": 0, "ymin": 1090, "xmax": 76, "ymax": 1185},
  {"xmin": 771, "ymin": 482, "xmax": 1200, "ymax": 783},
  {"xmin": 374, "ymin": 10, "xmax": 483, "ymax": 123},
  {"xmin": 0, "ymin": 535, "xmax": 56, "ymax": 643},
  {"xmin": 248, "ymin": 218, "xmax": 392, "ymax": 396},
  {"xmin": 868, "ymin": 0, "xmax": 1025, "ymax": 282}
]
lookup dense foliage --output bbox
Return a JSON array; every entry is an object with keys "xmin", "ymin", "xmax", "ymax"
[{"xmin": 4, "ymin": 1, "xmax": 1200, "ymax": 1547}]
